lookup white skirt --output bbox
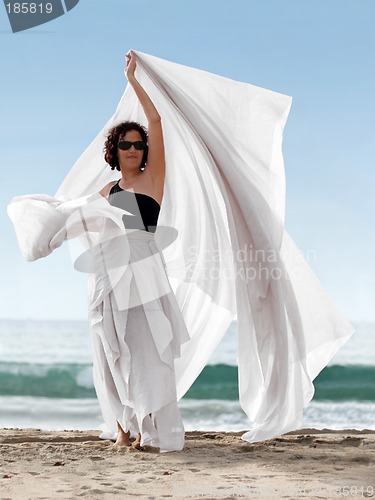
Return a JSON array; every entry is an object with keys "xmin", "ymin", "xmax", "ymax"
[{"xmin": 88, "ymin": 229, "xmax": 191, "ymax": 453}]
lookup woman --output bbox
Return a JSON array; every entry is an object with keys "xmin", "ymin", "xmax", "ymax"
[
  {"xmin": 91, "ymin": 50, "xmax": 190, "ymax": 451},
  {"xmin": 8, "ymin": 50, "xmax": 354, "ymax": 450}
]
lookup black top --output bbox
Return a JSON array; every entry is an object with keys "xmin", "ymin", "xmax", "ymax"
[{"xmin": 108, "ymin": 181, "xmax": 160, "ymax": 233}]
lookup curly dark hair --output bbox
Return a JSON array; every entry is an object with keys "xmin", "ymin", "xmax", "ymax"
[{"xmin": 104, "ymin": 121, "xmax": 148, "ymax": 171}]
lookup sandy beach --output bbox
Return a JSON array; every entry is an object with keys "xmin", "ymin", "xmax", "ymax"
[{"xmin": 0, "ymin": 428, "xmax": 374, "ymax": 499}]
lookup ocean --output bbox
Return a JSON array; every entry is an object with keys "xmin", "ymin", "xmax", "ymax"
[{"xmin": 0, "ymin": 319, "xmax": 374, "ymax": 433}]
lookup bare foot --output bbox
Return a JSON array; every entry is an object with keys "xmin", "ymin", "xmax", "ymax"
[
  {"xmin": 114, "ymin": 421, "xmax": 131, "ymax": 447},
  {"xmin": 131, "ymin": 433, "xmax": 142, "ymax": 449},
  {"xmin": 113, "ymin": 433, "xmax": 131, "ymax": 447},
  {"xmin": 131, "ymin": 413, "xmax": 152, "ymax": 450}
]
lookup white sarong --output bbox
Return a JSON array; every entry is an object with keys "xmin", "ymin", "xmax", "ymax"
[{"xmin": 90, "ymin": 228, "xmax": 190, "ymax": 452}]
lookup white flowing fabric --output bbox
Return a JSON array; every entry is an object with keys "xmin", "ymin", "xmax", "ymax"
[{"xmin": 7, "ymin": 50, "xmax": 354, "ymax": 448}]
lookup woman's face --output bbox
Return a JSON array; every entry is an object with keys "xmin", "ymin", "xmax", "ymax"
[{"xmin": 117, "ymin": 129, "xmax": 145, "ymax": 171}]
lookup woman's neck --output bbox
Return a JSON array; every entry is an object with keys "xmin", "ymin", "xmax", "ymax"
[{"xmin": 119, "ymin": 171, "xmax": 143, "ymax": 189}]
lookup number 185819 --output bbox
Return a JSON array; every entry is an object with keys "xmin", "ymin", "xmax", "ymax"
[{"xmin": 5, "ymin": 3, "xmax": 53, "ymax": 14}]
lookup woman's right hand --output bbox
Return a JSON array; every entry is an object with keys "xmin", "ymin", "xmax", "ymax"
[{"xmin": 125, "ymin": 50, "xmax": 136, "ymax": 81}]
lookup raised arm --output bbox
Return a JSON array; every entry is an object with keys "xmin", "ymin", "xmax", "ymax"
[{"xmin": 125, "ymin": 50, "xmax": 165, "ymax": 186}]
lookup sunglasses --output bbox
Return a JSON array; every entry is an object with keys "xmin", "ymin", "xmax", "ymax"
[{"xmin": 117, "ymin": 140, "xmax": 146, "ymax": 151}]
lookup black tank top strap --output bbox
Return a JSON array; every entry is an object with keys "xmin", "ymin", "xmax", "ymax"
[{"xmin": 109, "ymin": 180, "xmax": 121, "ymax": 196}]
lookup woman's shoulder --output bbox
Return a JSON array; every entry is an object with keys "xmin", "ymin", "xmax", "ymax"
[{"xmin": 99, "ymin": 180, "xmax": 118, "ymax": 198}]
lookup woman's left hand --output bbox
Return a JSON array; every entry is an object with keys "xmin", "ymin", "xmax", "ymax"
[{"xmin": 125, "ymin": 50, "xmax": 136, "ymax": 80}]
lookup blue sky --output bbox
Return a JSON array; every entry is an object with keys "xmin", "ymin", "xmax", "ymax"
[{"xmin": 0, "ymin": 0, "xmax": 374, "ymax": 321}]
